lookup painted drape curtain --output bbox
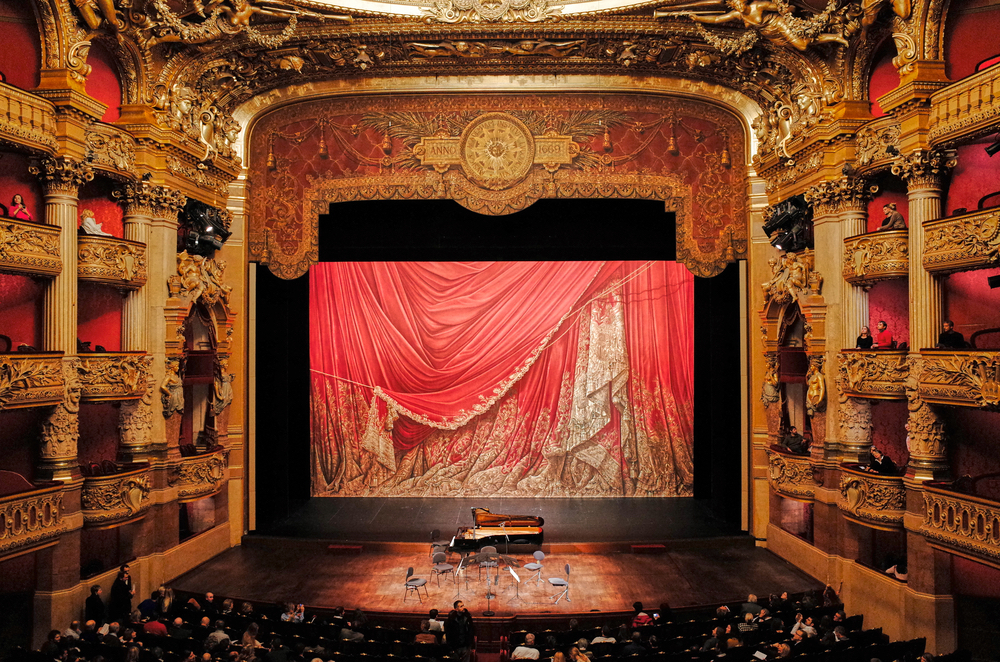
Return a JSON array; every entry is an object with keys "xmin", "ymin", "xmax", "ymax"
[{"xmin": 310, "ymin": 261, "xmax": 694, "ymax": 497}]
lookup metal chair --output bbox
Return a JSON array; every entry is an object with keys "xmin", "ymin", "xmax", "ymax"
[
  {"xmin": 478, "ymin": 545, "xmax": 499, "ymax": 580},
  {"xmin": 548, "ymin": 563, "xmax": 570, "ymax": 603},
  {"xmin": 404, "ymin": 567, "xmax": 428, "ymax": 602},
  {"xmin": 523, "ymin": 550, "xmax": 545, "ymax": 585},
  {"xmin": 430, "ymin": 529, "xmax": 450, "ymax": 557},
  {"xmin": 430, "ymin": 551, "xmax": 454, "ymax": 586}
]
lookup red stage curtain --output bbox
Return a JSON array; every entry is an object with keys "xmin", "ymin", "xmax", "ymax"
[{"xmin": 310, "ymin": 261, "xmax": 693, "ymax": 497}]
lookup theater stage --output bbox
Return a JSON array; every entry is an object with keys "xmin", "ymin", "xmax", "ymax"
[{"xmin": 171, "ymin": 498, "xmax": 821, "ymax": 615}]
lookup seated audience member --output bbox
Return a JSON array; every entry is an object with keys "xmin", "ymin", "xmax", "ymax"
[
  {"xmin": 741, "ymin": 594, "xmax": 762, "ymax": 616},
  {"xmin": 715, "ymin": 605, "xmax": 731, "ymax": 618},
  {"xmin": 575, "ymin": 638, "xmax": 593, "ymax": 660},
  {"xmin": 415, "ymin": 620, "xmax": 437, "ymax": 644},
  {"xmin": 103, "ymin": 622, "xmax": 123, "ymax": 646},
  {"xmin": 281, "ymin": 603, "xmax": 305, "ymax": 623},
  {"xmin": 630, "ymin": 601, "xmax": 653, "ymax": 627},
  {"xmin": 242, "ymin": 623, "xmax": 264, "ymax": 649},
  {"xmin": 351, "ymin": 607, "xmax": 369, "ymax": 631},
  {"xmin": 780, "ymin": 427, "xmax": 808, "ymax": 455},
  {"xmin": 552, "ymin": 653, "xmax": 567, "ymax": 662},
  {"xmin": 239, "ymin": 602, "xmax": 255, "ymax": 617},
  {"xmin": 63, "ymin": 620, "xmax": 82, "ymax": 641},
  {"xmin": 790, "ymin": 614, "xmax": 817, "ymax": 637},
  {"xmin": 81, "ymin": 621, "xmax": 101, "ymax": 644},
  {"xmin": 885, "ymin": 560, "xmax": 908, "ymax": 581},
  {"xmin": 937, "ymin": 320, "xmax": 966, "ymax": 349},
  {"xmin": 138, "ymin": 592, "xmax": 160, "ymax": 619},
  {"xmin": 143, "ymin": 617, "xmax": 168, "ymax": 637},
  {"xmin": 822, "ymin": 625, "xmax": 850, "ymax": 646},
  {"xmin": 856, "ymin": 326, "xmax": 873, "ymax": 349},
  {"xmin": 220, "ymin": 598, "xmax": 235, "ymax": 616},
  {"xmin": 168, "ymin": 617, "xmax": 192, "ymax": 640},
  {"xmin": 622, "ymin": 632, "xmax": 645, "ymax": 656},
  {"xmin": 336, "ymin": 607, "xmax": 363, "ymax": 642},
  {"xmin": 264, "ymin": 637, "xmax": 289, "ymax": 662},
  {"xmin": 40, "ymin": 630, "xmax": 62, "ymax": 656},
  {"xmin": 192, "ymin": 616, "xmax": 212, "ymax": 641},
  {"xmin": 591, "ymin": 625, "xmax": 616, "ymax": 644},
  {"xmin": 738, "ymin": 612, "xmax": 758, "ymax": 634},
  {"xmin": 773, "ymin": 642, "xmax": 792, "ymax": 658},
  {"xmin": 205, "ymin": 620, "xmax": 231, "ymax": 652},
  {"xmin": 567, "ymin": 647, "xmax": 589, "ymax": 662},
  {"xmin": 203, "ymin": 592, "xmax": 218, "ymax": 616},
  {"xmin": 872, "ymin": 320, "xmax": 893, "ymax": 349},
  {"xmin": 428, "ymin": 608, "xmax": 445, "ymax": 632},
  {"xmin": 702, "ymin": 626, "xmax": 725, "ymax": 651},
  {"xmin": 511, "ymin": 633, "xmax": 540, "ymax": 660},
  {"xmin": 867, "ymin": 446, "xmax": 898, "ymax": 475},
  {"xmin": 769, "ymin": 591, "xmax": 789, "ymax": 612}
]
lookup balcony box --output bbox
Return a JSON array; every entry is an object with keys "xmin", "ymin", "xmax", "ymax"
[
  {"xmin": 918, "ymin": 350, "xmax": 1000, "ymax": 408},
  {"xmin": 0, "ymin": 217, "xmax": 61, "ymax": 278},
  {"xmin": 843, "ymin": 230, "xmax": 908, "ymax": 285},
  {"xmin": 0, "ymin": 471, "xmax": 66, "ymax": 559},
  {"xmin": 78, "ymin": 235, "xmax": 147, "ymax": 289},
  {"xmin": 922, "ymin": 478, "xmax": 1000, "ymax": 568},
  {"xmin": 0, "ymin": 352, "xmax": 65, "ymax": 410},
  {"xmin": 839, "ymin": 350, "xmax": 909, "ymax": 400},
  {"xmin": 168, "ymin": 448, "xmax": 229, "ymax": 502},
  {"xmin": 766, "ymin": 447, "xmax": 816, "ymax": 501},
  {"xmin": 838, "ymin": 464, "xmax": 906, "ymax": 530},
  {"xmin": 78, "ymin": 352, "xmax": 151, "ymax": 403},
  {"xmin": 923, "ymin": 207, "xmax": 1000, "ymax": 275},
  {"xmin": 81, "ymin": 463, "xmax": 152, "ymax": 528}
]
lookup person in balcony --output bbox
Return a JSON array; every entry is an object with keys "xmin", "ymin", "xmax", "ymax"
[
  {"xmin": 780, "ymin": 426, "xmax": 808, "ymax": 455},
  {"xmin": 10, "ymin": 194, "xmax": 32, "ymax": 221},
  {"xmin": 867, "ymin": 446, "xmax": 898, "ymax": 475},
  {"xmin": 878, "ymin": 203, "xmax": 906, "ymax": 230},
  {"xmin": 856, "ymin": 326, "xmax": 873, "ymax": 349},
  {"xmin": 937, "ymin": 320, "xmax": 966, "ymax": 349},
  {"xmin": 872, "ymin": 320, "xmax": 893, "ymax": 349}
]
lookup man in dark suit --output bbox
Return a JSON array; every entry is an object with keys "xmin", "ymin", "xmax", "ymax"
[{"xmin": 85, "ymin": 585, "xmax": 106, "ymax": 626}]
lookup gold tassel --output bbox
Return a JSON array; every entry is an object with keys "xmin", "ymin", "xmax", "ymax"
[
  {"xmin": 266, "ymin": 139, "xmax": 276, "ymax": 169},
  {"xmin": 603, "ymin": 125, "xmax": 613, "ymax": 153},
  {"xmin": 381, "ymin": 130, "xmax": 392, "ymax": 156},
  {"xmin": 318, "ymin": 129, "xmax": 329, "ymax": 158},
  {"xmin": 667, "ymin": 125, "xmax": 679, "ymax": 156},
  {"xmin": 721, "ymin": 143, "xmax": 732, "ymax": 168}
]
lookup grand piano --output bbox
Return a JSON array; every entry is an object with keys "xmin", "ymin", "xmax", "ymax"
[{"xmin": 450, "ymin": 507, "xmax": 544, "ymax": 550}]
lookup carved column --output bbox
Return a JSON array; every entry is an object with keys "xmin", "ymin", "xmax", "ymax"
[
  {"xmin": 837, "ymin": 179, "xmax": 877, "ymax": 343},
  {"xmin": 892, "ymin": 149, "xmax": 957, "ymax": 351},
  {"xmin": 30, "ymin": 157, "xmax": 93, "ymax": 480},
  {"xmin": 115, "ymin": 182, "xmax": 158, "ymax": 352},
  {"xmin": 838, "ymin": 396, "xmax": 873, "ymax": 462},
  {"xmin": 904, "ymin": 356, "xmax": 948, "ymax": 480}
]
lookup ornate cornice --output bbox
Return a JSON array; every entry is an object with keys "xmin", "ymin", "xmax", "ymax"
[
  {"xmin": 890, "ymin": 148, "xmax": 957, "ymax": 190},
  {"xmin": 0, "ymin": 353, "xmax": 66, "ymax": 411},
  {"xmin": 29, "ymin": 156, "xmax": 95, "ymax": 197},
  {"xmin": 78, "ymin": 353, "xmax": 153, "ymax": 402}
]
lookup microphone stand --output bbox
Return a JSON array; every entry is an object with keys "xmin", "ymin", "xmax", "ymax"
[{"xmin": 484, "ymin": 575, "xmax": 499, "ymax": 617}]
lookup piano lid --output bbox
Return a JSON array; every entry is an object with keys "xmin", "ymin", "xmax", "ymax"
[{"xmin": 471, "ymin": 507, "xmax": 544, "ymax": 528}]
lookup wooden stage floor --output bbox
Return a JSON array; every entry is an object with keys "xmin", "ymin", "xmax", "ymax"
[{"xmin": 171, "ymin": 537, "xmax": 821, "ymax": 616}]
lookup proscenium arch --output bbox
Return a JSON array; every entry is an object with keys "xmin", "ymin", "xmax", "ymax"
[{"xmin": 232, "ymin": 74, "xmax": 763, "ymax": 280}]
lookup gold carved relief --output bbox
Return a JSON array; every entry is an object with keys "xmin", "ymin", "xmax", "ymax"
[
  {"xmin": 839, "ymin": 350, "xmax": 908, "ymax": 400},
  {"xmin": 78, "ymin": 353, "xmax": 153, "ymax": 402},
  {"xmin": 761, "ymin": 251, "xmax": 817, "ymax": 305},
  {"xmin": 0, "ymin": 354, "xmax": 66, "ymax": 411},
  {"xmin": 843, "ymin": 229, "xmax": 908, "ymax": 284},
  {"xmin": 766, "ymin": 448, "xmax": 815, "ymax": 500},
  {"xmin": 81, "ymin": 465, "xmax": 152, "ymax": 527},
  {"xmin": 421, "ymin": 0, "xmax": 561, "ymax": 23},
  {"xmin": 922, "ymin": 486, "xmax": 1000, "ymax": 567},
  {"xmin": 168, "ymin": 449, "xmax": 230, "ymax": 501},
  {"xmin": 919, "ymin": 350, "xmax": 1000, "ymax": 408},
  {"xmin": 839, "ymin": 465, "xmax": 906, "ymax": 529},
  {"xmin": 923, "ymin": 208, "xmax": 1000, "ymax": 275},
  {"xmin": 0, "ymin": 219, "xmax": 62, "ymax": 279},
  {"xmin": 78, "ymin": 235, "xmax": 148, "ymax": 289},
  {"xmin": 0, "ymin": 485, "xmax": 66, "ymax": 558}
]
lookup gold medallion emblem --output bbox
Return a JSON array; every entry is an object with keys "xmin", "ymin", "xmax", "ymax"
[{"xmin": 459, "ymin": 113, "xmax": 535, "ymax": 190}]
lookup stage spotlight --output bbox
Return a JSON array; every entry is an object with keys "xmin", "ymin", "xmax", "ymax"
[
  {"xmin": 988, "ymin": 275, "xmax": 1000, "ymax": 289},
  {"xmin": 986, "ymin": 136, "xmax": 1000, "ymax": 157},
  {"xmin": 762, "ymin": 194, "xmax": 812, "ymax": 253}
]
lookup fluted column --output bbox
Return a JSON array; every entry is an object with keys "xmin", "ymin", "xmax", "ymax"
[
  {"xmin": 838, "ymin": 182, "xmax": 875, "ymax": 344},
  {"xmin": 29, "ymin": 156, "xmax": 93, "ymax": 480},
  {"xmin": 115, "ymin": 182, "xmax": 157, "ymax": 352},
  {"xmin": 892, "ymin": 149, "xmax": 957, "ymax": 352}
]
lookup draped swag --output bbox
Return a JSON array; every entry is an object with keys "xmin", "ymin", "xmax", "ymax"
[{"xmin": 310, "ymin": 261, "xmax": 694, "ymax": 497}]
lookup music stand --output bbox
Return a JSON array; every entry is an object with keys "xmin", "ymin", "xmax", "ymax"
[
  {"xmin": 483, "ymin": 575, "xmax": 499, "ymax": 617},
  {"xmin": 506, "ymin": 566, "xmax": 524, "ymax": 605}
]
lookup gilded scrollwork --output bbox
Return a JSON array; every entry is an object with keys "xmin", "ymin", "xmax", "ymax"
[
  {"xmin": 923, "ymin": 209, "xmax": 1000, "ymax": 275},
  {"xmin": 805, "ymin": 176, "xmax": 878, "ymax": 216},
  {"xmin": 761, "ymin": 251, "xmax": 815, "ymax": 304},
  {"xmin": 766, "ymin": 448, "xmax": 815, "ymax": 500},
  {"xmin": 120, "ymin": 375, "xmax": 156, "ymax": 457},
  {"xmin": 152, "ymin": 84, "xmax": 242, "ymax": 166},
  {"xmin": 839, "ymin": 467, "xmax": 906, "ymax": 527},
  {"xmin": 921, "ymin": 487, "xmax": 1000, "ymax": 566},
  {"xmin": 78, "ymin": 236, "xmax": 147, "ymax": 288},
  {"xmin": 905, "ymin": 356, "xmax": 948, "ymax": 476},
  {"xmin": 0, "ymin": 487, "xmax": 66, "ymax": 557},
  {"xmin": 843, "ymin": 230, "xmax": 908, "ymax": 283},
  {"xmin": 78, "ymin": 353, "xmax": 153, "ymax": 402},
  {"xmin": 81, "ymin": 468, "xmax": 152, "ymax": 526},
  {"xmin": 168, "ymin": 449, "xmax": 230, "ymax": 500},
  {"xmin": 422, "ymin": 0, "xmax": 560, "ymax": 23},
  {"xmin": 168, "ymin": 251, "xmax": 232, "ymax": 307},
  {"xmin": 406, "ymin": 39, "xmax": 585, "ymax": 59},
  {"xmin": 856, "ymin": 120, "xmax": 900, "ymax": 168},
  {"xmin": 918, "ymin": 351, "xmax": 1000, "ymax": 409},
  {"xmin": 40, "ymin": 359, "xmax": 83, "ymax": 465},
  {"xmin": 0, "ymin": 219, "xmax": 62, "ymax": 278},
  {"xmin": 0, "ymin": 354, "xmax": 65, "ymax": 411},
  {"xmin": 891, "ymin": 148, "xmax": 957, "ymax": 190},
  {"xmin": 838, "ymin": 350, "xmax": 908, "ymax": 399},
  {"xmin": 85, "ymin": 125, "xmax": 136, "ymax": 173}
]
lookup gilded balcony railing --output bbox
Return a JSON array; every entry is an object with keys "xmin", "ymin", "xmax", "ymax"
[
  {"xmin": 918, "ymin": 350, "xmax": 1000, "ymax": 408},
  {"xmin": 839, "ymin": 350, "xmax": 909, "ymax": 400},
  {"xmin": 766, "ymin": 448, "xmax": 816, "ymax": 501},
  {"xmin": 78, "ymin": 235, "xmax": 147, "ymax": 289},
  {"xmin": 923, "ymin": 207, "xmax": 1000, "ymax": 275},
  {"xmin": 838, "ymin": 464, "xmax": 906, "ymax": 529},
  {"xmin": 84, "ymin": 122, "xmax": 136, "ymax": 175},
  {"xmin": 78, "ymin": 353, "xmax": 152, "ymax": 402},
  {"xmin": 0, "ymin": 82, "xmax": 58, "ymax": 153},
  {"xmin": 843, "ymin": 230, "xmax": 908, "ymax": 284},
  {"xmin": 168, "ymin": 449, "xmax": 230, "ymax": 502},
  {"xmin": 0, "ymin": 353, "xmax": 66, "ymax": 410},
  {"xmin": 81, "ymin": 464, "xmax": 152, "ymax": 527},
  {"xmin": 921, "ymin": 483, "xmax": 1000, "ymax": 566},
  {"xmin": 0, "ymin": 217, "xmax": 62, "ymax": 278},
  {"xmin": 0, "ymin": 483, "xmax": 66, "ymax": 558},
  {"xmin": 928, "ymin": 62, "xmax": 1000, "ymax": 147}
]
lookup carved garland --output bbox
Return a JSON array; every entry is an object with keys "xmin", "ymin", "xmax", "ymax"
[
  {"xmin": 167, "ymin": 450, "xmax": 230, "ymax": 500},
  {"xmin": 81, "ymin": 471, "xmax": 152, "ymax": 526},
  {"xmin": 839, "ymin": 471, "xmax": 906, "ymax": 527},
  {"xmin": 767, "ymin": 450, "xmax": 816, "ymax": 500},
  {"xmin": 0, "ymin": 488, "xmax": 66, "ymax": 556},
  {"xmin": 838, "ymin": 351, "xmax": 908, "ymax": 398}
]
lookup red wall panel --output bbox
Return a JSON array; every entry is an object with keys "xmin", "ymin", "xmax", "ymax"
[
  {"xmin": 78, "ymin": 403, "xmax": 121, "ymax": 466},
  {"xmin": 79, "ymin": 178, "xmax": 124, "ymax": 237},
  {"xmin": 867, "ymin": 279, "xmax": 909, "ymax": 346},
  {"xmin": 943, "ymin": 268, "xmax": 1000, "ymax": 344},
  {"xmin": 944, "ymin": 0, "xmax": 1000, "ymax": 80},
  {"xmin": 0, "ymin": 408, "xmax": 48, "ymax": 481},
  {"xmin": 84, "ymin": 41, "xmax": 122, "ymax": 123},
  {"xmin": 0, "ymin": 273, "xmax": 44, "ymax": 349},
  {"xmin": 868, "ymin": 41, "xmax": 898, "ymax": 118},
  {"xmin": 871, "ymin": 400, "xmax": 909, "ymax": 468},
  {"xmin": 0, "ymin": 151, "xmax": 43, "ymax": 221},
  {"xmin": 944, "ymin": 142, "xmax": 1000, "ymax": 215},
  {"xmin": 77, "ymin": 283, "xmax": 122, "ymax": 352},
  {"xmin": 0, "ymin": 1, "xmax": 41, "ymax": 90}
]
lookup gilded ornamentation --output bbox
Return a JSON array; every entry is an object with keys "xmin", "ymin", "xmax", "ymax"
[
  {"xmin": 85, "ymin": 125, "xmax": 136, "ymax": 173},
  {"xmin": 78, "ymin": 236, "xmax": 147, "ymax": 288},
  {"xmin": 72, "ymin": 0, "xmax": 125, "ymax": 32},
  {"xmin": 161, "ymin": 358, "xmax": 184, "ymax": 419},
  {"xmin": 0, "ymin": 85, "xmax": 58, "ymax": 152},
  {"xmin": 761, "ymin": 251, "xmax": 814, "ymax": 304},
  {"xmin": 421, "ymin": 0, "xmax": 560, "ymax": 23},
  {"xmin": 0, "ymin": 354, "xmax": 65, "ymax": 411},
  {"xmin": 761, "ymin": 353, "xmax": 780, "ymax": 407},
  {"xmin": 0, "ymin": 487, "xmax": 66, "ymax": 557},
  {"xmin": 29, "ymin": 156, "xmax": 95, "ymax": 196},
  {"xmin": 905, "ymin": 356, "xmax": 948, "ymax": 475},
  {"xmin": 891, "ymin": 148, "xmax": 958, "ymax": 190},
  {"xmin": 923, "ymin": 209, "xmax": 1000, "ymax": 275},
  {"xmin": 928, "ymin": 65, "xmax": 1000, "ymax": 146},
  {"xmin": 119, "ymin": 376, "xmax": 156, "ymax": 457},
  {"xmin": 40, "ymin": 359, "xmax": 83, "ymax": 464},
  {"xmin": 406, "ymin": 39, "xmax": 585, "ymax": 59},
  {"xmin": 806, "ymin": 355, "xmax": 826, "ymax": 416},
  {"xmin": 165, "ymin": 156, "xmax": 230, "ymax": 196},
  {"xmin": 805, "ymin": 176, "xmax": 877, "ymax": 216},
  {"xmin": 856, "ymin": 120, "xmax": 900, "ymax": 167},
  {"xmin": 168, "ymin": 449, "xmax": 230, "ymax": 500},
  {"xmin": 763, "ymin": 152, "xmax": 822, "ymax": 193},
  {"xmin": 0, "ymin": 219, "xmax": 62, "ymax": 278},
  {"xmin": 921, "ymin": 486, "xmax": 1000, "ymax": 566},
  {"xmin": 837, "ymin": 395, "xmax": 873, "ymax": 456},
  {"xmin": 78, "ymin": 353, "xmax": 152, "ymax": 402},
  {"xmin": 919, "ymin": 351, "xmax": 1000, "ymax": 409},
  {"xmin": 839, "ymin": 466, "xmax": 906, "ymax": 527},
  {"xmin": 459, "ymin": 113, "xmax": 535, "ymax": 189},
  {"xmin": 81, "ymin": 467, "xmax": 152, "ymax": 526},
  {"xmin": 152, "ymin": 85, "xmax": 242, "ymax": 166},
  {"xmin": 838, "ymin": 350, "xmax": 908, "ymax": 399},
  {"xmin": 890, "ymin": 14, "xmax": 918, "ymax": 74},
  {"xmin": 766, "ymin": 448, "xmax": 815, "ymax": 499},
  {"xmin": 168, "ymin": 251, "xmax": 232, "ymax": 307},
  {"xmin": 843, "ymin": 229, "xmax": 908, "ymax": 283},
  {"xmin": 210, "ymin": 357, "xmax": 235, "ymax": 417}
]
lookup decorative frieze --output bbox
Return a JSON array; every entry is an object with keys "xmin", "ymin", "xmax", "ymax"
[
  {"xmin": 0, "ymin": 484, "xmax": 65, "ymax": 558},
  {"xmin": 804, "ymin": 177, "xmax": 878, "ymax": 216},
  {"xmin": 843, "ymin": 230, "xmax": 909, "ymax": 284},
  {"xmin": 0, "ymin": 353, "xmax": 65, "ymax": 410},
  {"xmin": 918, "ymin": 350, "xmax": 1000, "ymax": 408},
  {"xmin": 928, "ymin": 64, "xmax": 1000, "ymax": 146},
  {"xmin": 855, "ymin": 118, "xmax": 901, "ymax": 170},
  {"xmin": 766, "ymin": 448, "xmax": 816, "ymax": 501},
  {"xmin": 891, "ymin": 148, "xmax": 957, "ymax": 191},
  {"xmin": 839, "ymin": 350, "xmax": 909, "ymax": 400},
  {"xmin": 922, "ymin": 484, "xmax": 1000, "ymax": 567},
  {"xmin": 839, "ymin": 464, "xmax": 906, "ymax": 529},
  {"xmin": 923, "ymin": 207, "xmax": 1000, "ymax": 275},
  {"xmin": 0, "ymin": 218, "xmax": 62, "ymax": 278},
  {"xmin": 168, "ymin": 449, "xmax": 229, "ymax": 501},
  {"xmin": 0, "ymin": 82, "xmax": 58, "ymax": 153},
  {"xmin": 81, "ymin": 464, "xmax": 152, "ymax": 527},
  {"xmin": 78, "ymin": 235, "xmax": 147, "ymax": 289},
  {"xmin": 78, "ymin": 353, "xmax": 152, "ymax": 402},
  {"xmin": 84, "ymin": 123, "xmax": 136, "ymax": 174}
]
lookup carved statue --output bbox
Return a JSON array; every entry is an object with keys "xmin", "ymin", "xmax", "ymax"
[
  {"xmin": 761, "ymin": 354, "xmax": 780, "ymax": 407},
  {"xmin": 806, "ymin": 358, "xmax": 826, "ymax": 415},
  {"xmin": 161, "ymin": 359, "xmax": 184, "ymax": 418},
  {"xmin": 210, "ymin": 358, "xmax": 235, "ymax": 416},
  {"xmin": 860, "ymin": 0, "xmax": 911, "ymax": 32},
  {"xmin": 762, "ymin": 252, "xmax": 812, "ymax": 304},
  {"xmin": 73, "ymin": 0, "xmax": 124, "ymax": 32}
]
